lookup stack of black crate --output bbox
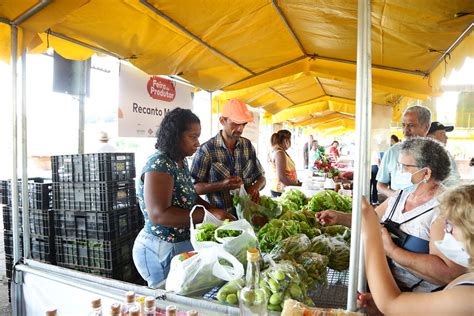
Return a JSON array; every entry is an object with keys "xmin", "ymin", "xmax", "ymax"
[
  {"xmin": 51, "ymin": 153, "xmax": 142, "ymax": 283},
  {"xmin": 1, "ymin": 178, "xmax": 55, "ymax": 281}
]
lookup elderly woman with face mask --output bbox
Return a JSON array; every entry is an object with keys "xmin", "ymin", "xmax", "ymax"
[
  {"xmin": 357, "ymin": 185, "xmax": 474, "ymax": 315},
  {"xmin": 317, "ymin": 138, "xmax": 466, "ymax": 292}
]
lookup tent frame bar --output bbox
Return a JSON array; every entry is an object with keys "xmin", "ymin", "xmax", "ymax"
[
  {"xmin": 13, "ymin": 0, "xmax": 51, "ymax": 25},
  {"xmin": 139, "ymin": 0, "xmax": 255, "ymax": 75},
  {"xmin": 271, "ymin": 0, "xmax": 306, "ymax": 55},
  {"xmin": 48, "ymin": 31, "xmax": 122, "ymax": 59},
  {"xmin": 427, "ymin": 23, "xmax": 474, "ymax": 74}
]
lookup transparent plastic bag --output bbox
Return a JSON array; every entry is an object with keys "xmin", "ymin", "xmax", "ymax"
[
  {"xmin": 165, "ymin": 247, "xmax": 244, "ymax": 295},
  {"xmin": 234, "ymin": 184, "xmax": 282, "ymax": 229},
  {"xmin": 269, "ymin": 234, "xmax": 311, "ymax": 261},
  {"xmin": 189, "ymin": 205, "xmax": 257, "ymax": 264}
]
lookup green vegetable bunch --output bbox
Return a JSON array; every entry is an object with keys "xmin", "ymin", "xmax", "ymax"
[
  {"xmin": 327, "ymin": 237, "xmax": 350, "ymax": 271},
  {"xmin": 269, "ymin": 234, "xmax": 311, "ymax": 261},
  {"xmin": 309, "ymin": 235, "xmax": 333, "ymax": 256},
  {"xmin": 277, "ymin": 189, "xmax": 308, "ymax": 211},
  {"xmin": 307, "ymin": 190, "xmax": 352, "ymax": 213},
  {"xmin": 195, "ymin": 223, "xmax": 218, "ymax": 242},
  {"xmin": 257, "ymin": 219, "xmax": 319, "ymax": 253},
  {"xmin": 195, "ymin": 219, "xmax": 241, "ymax": 242},
  {"xmin": 296, "ymin": 252, "xmax": 329, "ymax": 286}
]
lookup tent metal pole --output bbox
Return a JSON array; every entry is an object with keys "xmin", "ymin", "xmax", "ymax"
[
  {"xmin": 12, "ymin": 0, "xmax": 51, "ymax": 25},
  {"xmin": 271, "ymin": 0, "xmax": 306, "ymax": 55},
  {"xmin": 426, "ymin": 23, "xmax": 473, "ymax": 74},
  {"xmin": 347, "ymin": 0, "xmax": 372, "ymax": 311},
  {"xmin": 11, "ymin": 23, "xmax": 22, "ymax": 316},
  {"xmin": 139, "ymin": 0, "xmax": 254, "ymax": 75},
  {"xmin": 21, "ymin": 47, "xmax": 31, "ymax": 260}
]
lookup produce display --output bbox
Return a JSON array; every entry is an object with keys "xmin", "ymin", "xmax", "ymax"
[{"xmin": 198, "ymin": 188, "xmax": 353, "ymax": 311}]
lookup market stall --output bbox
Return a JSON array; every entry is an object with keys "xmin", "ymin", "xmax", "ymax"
[{"xmin": 1, "ymin": 0, "xmax": 473, "ymax": 315}]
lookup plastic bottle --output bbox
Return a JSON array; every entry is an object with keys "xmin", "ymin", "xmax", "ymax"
[
  {"xmin": 45, "ymin": 308, "xmax": 57, "ymax": 316},
  {"xmin": 109, "ymin": 303, "xmax": 121, "ymax": 316},
  {"xmin": 143, "ymin": 296, "xmax": 155, "ymax": 316},
  {"xmin": 165, "ymin": 305, "xmax": 177, "ymax": 316},
  {"xmin": 122, "ymin": 291, "xmax": 139, "ymax": 316},
  {"xmin": 89, "ymin": 298, "xmax": 103, "ymax": 316},
  {"xmin": 239, "ymin": 248, "xmax": 267, "ymax": 316}
]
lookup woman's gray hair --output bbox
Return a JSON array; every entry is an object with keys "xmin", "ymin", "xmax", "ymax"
[
  {"xmin": 400, "ymin": 137, "xmax": 450, "ymax": 182},
  {"xmin": 403, "ymin": 106, "xmax": 431, "ymax": 127}
]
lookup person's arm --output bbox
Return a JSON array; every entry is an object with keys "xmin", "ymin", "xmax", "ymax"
[
  {"xmin": 246, "ymin": 175, "xmax": 266, "ymax": 202},
  {"xmin": 382, "ymin": 216, "xmax": 466, "ymax": 285},
  {"xmin": 194, "ymin": 177, "xmax": 243, "ymax": 194},
  {"xmin": 361, "ymin": 197, "xmax": 473, "ymax": 315},
  {"xmin": 275, "ymin": 151, "xmax": 299, "ymax": 186},
  {"xmin": 191, "ymin": 146, "xmax": 242, "ymax": 194},
  {"xmin": 376, "ymin": 146, "xmax": 396, "ymax": 198},
  {"xmin": 195, "ymin": 195, "xmax": 236, "ymax": 220},
  {"xmin": 316, "ymin": 210, "xmax": 352, "ymax": 227},
  {"xmin": 377, "ymin": 182, "xmax": 395, "ymax": 197},
  {"xmin": 303, "ymin": 143, "xmax": 308, "ymax": 168},
  {"xmin": 144, "ymin": 171, "xmax": 205, "ymax": 227}
]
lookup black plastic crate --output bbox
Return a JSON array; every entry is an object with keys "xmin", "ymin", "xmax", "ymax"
[
  {"xmin": 53, "ymin": 180, "xmax": 136, "ymax": 212},
  {"xmin": 2, "ymin": 206, "xmax": 22, "ymax": 232},
  {"xmin": 52, "ymin": 153, "xmax": 136, "ymax": 182},
  {"xmin": 3, "ymin": 207, "xmax": 54, "ymax": 236},
  {"xmin": 59, "ymin": 260, "xmax": 140, "ymax": 283},
  {"xmin": 3, "ymin": 231, "xmax": 23, "ymax": 257},
  {"xmin": 55, "ymin": 231, "xmax": 138, "ymax": 270},
  {"xmin": 4, "ymin": 231, "xmax": 55, "ymax": 263},
  {"xmin": 54, "ymin": 206, "xmax": 141, "ymax": 241},
  {"xmin": 5, "ymin": 254, "xmax": 13, "ymax": 279},
  {"xmin": 7, "ymin": 180, "xmax": 52, "ymax": 210},
  {"xmin": 0, "ymin": 180, "xmax": 7, "ymax": 204}
]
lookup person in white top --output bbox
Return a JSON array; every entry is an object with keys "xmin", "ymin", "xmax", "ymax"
[
  {"xmin": 317, "ymin": 138, "xmax": 466, "ymax": 292},
  {"xmin": 97, "ymin": 131, "xmax": 117, "ymax": 153},
  {"xmin": 357, "ymin": 184, "xmax": 474, "ymax": 315}
]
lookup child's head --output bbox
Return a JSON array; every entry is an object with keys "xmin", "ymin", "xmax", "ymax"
[{"xmin": 439, "ymin": 184, "xmax": 474, "ymax": 270}]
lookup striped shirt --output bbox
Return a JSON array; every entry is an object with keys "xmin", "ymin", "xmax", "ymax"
[{"xmin": 190, "ymin": 131, "xmax": 264, "ymax": 213}]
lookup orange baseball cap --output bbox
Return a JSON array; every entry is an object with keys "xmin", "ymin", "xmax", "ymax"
[{"xmin": 221, "ymin": 99, "xmax": 253, "ymax": 124}]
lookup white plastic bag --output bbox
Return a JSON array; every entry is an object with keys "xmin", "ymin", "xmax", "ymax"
[
  {"xmin": 189, "ymin": 205, "xmax": 257, "ymax": 263},
  {"xmin": 165, "ymin": 247, "xmax": 244, "ymax": 295}
]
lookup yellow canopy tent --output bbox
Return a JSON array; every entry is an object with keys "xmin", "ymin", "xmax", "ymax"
[{"xmin": 0, "ymin": 0, "xmax": 473, "ymax": 130}]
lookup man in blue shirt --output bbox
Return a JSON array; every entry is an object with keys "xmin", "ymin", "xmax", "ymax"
[
  {"xmin": 191, "ymin": 99, "xmax": 266, "ymax": 214},
  {"xmin": 376, "ymin": 106, "xmax": 431, "ymax": 198}
]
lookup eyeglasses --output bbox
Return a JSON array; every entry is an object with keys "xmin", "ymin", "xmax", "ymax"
[
  {"xmin": 397, "ymin": 162, "xmax": 419, "ymax": 171},
  {"xmin": 444, "ymin": 220, "xmax": 453, "ymax": 234}
]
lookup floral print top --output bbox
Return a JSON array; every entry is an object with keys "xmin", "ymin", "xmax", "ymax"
[{"xmin": 137, "ymin": 150, "xmax": 197, "ymax": 242}]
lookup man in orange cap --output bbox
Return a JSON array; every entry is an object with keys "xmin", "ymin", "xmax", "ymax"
[{"xmin": 191, "ymin": 99, "xmax": 266, "ymax": 215}]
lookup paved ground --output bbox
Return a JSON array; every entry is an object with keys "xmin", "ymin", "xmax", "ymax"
[{"xmin": 1, "ymin": 205, "xmax": 12, "ymax": 316}]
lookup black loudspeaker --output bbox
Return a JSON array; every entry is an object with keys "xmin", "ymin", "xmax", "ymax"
[{"xmin": 53, "ymin": 51, "xmax": 91, "ymax": 96}]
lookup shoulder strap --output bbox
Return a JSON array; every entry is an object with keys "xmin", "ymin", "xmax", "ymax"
[
  {"xmin": 400, "ymin": 207, "xmax": 435, "ymax": 225},
  {"xmin": 387, "ymin": 190, "xmax": 404, "ymax": 221}
]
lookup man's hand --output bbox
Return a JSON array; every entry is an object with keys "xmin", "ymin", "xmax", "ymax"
[
  {"xmin": 209, "ymin": 208, "xmax": 236, "ymax": 221},
  {"xmin": 316, "ymin": 210, "xmax": 340, "ymax": 226},
  {"xmin": 246, "ymin": 183, "xmax": 260, "ymax": 203},
  {"xmin": 381, "ymin": 226, "xmax": 397, "ymax": 257},
  {"xmin": 222, "ymin": 176, "xmax": 243, "ymax": 190}
]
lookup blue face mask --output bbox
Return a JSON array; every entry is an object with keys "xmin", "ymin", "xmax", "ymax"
[{"xmin": 391, "ymin": 167, "xmax": 426, "ymax": 193}]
